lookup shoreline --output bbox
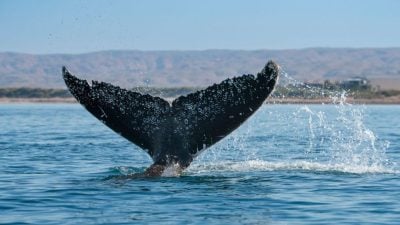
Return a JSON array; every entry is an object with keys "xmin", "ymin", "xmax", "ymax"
[
  {"xmin": 1, "ymin": 97, "xmax": 400, "ymax": 104},
  {"xmin": 0, "ymin": 97, "xmax": 77, "ymax": 104}
]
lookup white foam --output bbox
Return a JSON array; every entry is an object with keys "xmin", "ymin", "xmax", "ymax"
[
  {"xmin": 161, "ymin": 163, "xmax": 183, "ymax": 177},
  {"xmin": 187, "ymin": 160, "xmax": 398, "ymax": 175}
]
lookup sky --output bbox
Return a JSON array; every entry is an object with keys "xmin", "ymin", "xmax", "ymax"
[{"xmin": 0, "ymin": 0, "xmax": 399, "ymax": 54}]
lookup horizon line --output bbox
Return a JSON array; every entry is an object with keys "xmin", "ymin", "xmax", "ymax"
[{"xmin": 2, "ymin": 46, "xmax": 400, "ymax": 56}]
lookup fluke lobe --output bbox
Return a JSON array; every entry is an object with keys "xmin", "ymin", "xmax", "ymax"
[{"xmin": 63, "ymin": 61, "xmax": 279, "ymax": 176}]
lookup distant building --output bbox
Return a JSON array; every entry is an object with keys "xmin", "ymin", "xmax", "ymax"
[{"xmin": 340, "ymin": 77, "xmax": 371, "ymax": 90}]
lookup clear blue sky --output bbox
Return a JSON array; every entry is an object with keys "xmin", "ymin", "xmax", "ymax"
[{"xmin": 0, "ymin": 0, "xmax": 399, "ymax": 54}]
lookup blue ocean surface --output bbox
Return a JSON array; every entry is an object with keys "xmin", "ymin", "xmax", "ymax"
[{"xmin": 0, "ymin": 103, "xmax": 399, "ymax": 224}]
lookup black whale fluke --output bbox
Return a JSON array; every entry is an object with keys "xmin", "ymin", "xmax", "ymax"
[{"xmin": 62, "ymin": 61, "xmax": 279, "ymax": 176}]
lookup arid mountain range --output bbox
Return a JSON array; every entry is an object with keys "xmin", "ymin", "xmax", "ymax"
[{"xmin": 1, "ymin": 48, "xmax": 400, "ymax": 89}]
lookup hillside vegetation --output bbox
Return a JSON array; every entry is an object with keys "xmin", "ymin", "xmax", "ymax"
[{"xmin": 1, "ymin": 86, "xmax": 399, "ymax": 101}]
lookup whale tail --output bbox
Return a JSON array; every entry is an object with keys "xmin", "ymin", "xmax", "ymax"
[{"xmin": 63, "ymin": 61, "xmax": 279, "ymax": 176}]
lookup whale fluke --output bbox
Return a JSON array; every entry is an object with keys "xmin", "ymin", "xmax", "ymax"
[{"xmin": 63, "ymin": 61, "xmax": 279, "ymax": 176}]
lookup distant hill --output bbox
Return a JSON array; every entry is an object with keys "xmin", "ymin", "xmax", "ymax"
[{"xmin": 1, "ymin": 48, "xmax": 400, "ymax": 89}]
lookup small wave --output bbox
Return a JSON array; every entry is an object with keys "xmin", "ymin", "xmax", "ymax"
[
  {"xmin": 187, "ymin": 160, "xmax": 398, "ymax": 175},
  {"xmin": 109, "ymin": 166, "xmax": 145, "ymax": 175}
]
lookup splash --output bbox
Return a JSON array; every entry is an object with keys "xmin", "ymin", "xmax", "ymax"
[
  {"xmin": 187, "ymin": 160, "xmax": 398, "ymax": 175},
  {"xmin": 161, "ymin": 163, "xmax": 183, "ymax": 177},
  {"xmin": 192, "ymin": 68, "xmax": 395, "ymax": 175}
]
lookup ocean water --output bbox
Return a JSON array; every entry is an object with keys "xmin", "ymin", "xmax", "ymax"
[{"xmin": 0, "ymin": 103, "xmax": 399, "ymax": 225}]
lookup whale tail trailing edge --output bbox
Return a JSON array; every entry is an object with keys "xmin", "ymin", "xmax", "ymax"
[{"xmin": 63, "ymin": 61, "xmax": 279, "ymax": 176}]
